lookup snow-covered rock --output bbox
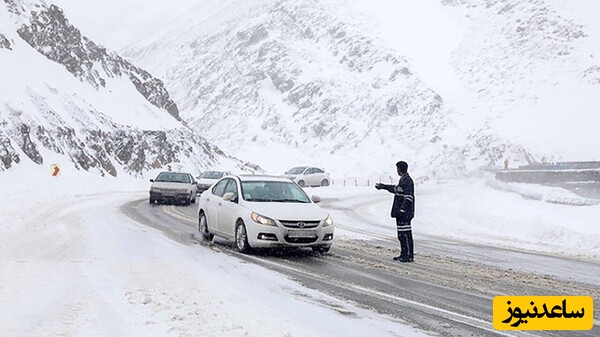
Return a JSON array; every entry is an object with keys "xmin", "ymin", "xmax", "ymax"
[
  {"xmin": 16, "ymin": 4, "xmax": 180, "ymax": 119},
  {"xmin": 0, "ymin": 0, "xmax": 252, "ymax": 176}
]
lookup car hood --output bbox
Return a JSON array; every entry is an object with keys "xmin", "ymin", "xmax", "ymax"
[
  {"xmin": 246, "ymin": 202, "xmax": 327, "ymax": 222},
  {"xmin": 197, "ymin": 178, "xmax": 218, "ymax": 185},
  {"xmin": 152, "ymin": 182, "xmax": 190, "ymax": 190}
]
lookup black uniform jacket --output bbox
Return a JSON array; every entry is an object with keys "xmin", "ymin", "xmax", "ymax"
[{"xmin": 381, "ymin": 174, "xmax": 414, "ymax": 221}]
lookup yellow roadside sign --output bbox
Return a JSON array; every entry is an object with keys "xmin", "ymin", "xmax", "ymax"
[{"xmin": 51, "ymin": 163, "xmax": 61, "ymax": 177}]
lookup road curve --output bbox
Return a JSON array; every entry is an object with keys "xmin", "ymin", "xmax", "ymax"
[{"xmin": 121, "ymin": 198, "xmax": 600, "ymax": 337}]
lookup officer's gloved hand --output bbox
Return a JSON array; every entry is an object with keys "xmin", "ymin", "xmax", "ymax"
[{"xmin": 375, "ymin": 183, "xmax": 383, "ymax": 190}]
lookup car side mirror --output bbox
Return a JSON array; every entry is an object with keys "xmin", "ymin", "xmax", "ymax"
[
  {"xmin": 150, "ymin": 179, "xmax": 154, "ymax": 182},
  {"xmin": 223, "ymin": 192, "xmax": 237, "ymax": 202},
  {"xmin": 311, "ymin": 195, "xmax": 321, "ymax": 203}
]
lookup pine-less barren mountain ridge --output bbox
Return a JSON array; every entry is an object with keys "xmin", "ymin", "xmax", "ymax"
[{"xmin": 2, "ymin": 0, "xmax": 599, "ymax": 178}]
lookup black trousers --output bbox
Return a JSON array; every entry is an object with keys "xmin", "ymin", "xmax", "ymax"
[{"xmin": 396, "ymin": 219, "xmax": 413, "ymax": 260}]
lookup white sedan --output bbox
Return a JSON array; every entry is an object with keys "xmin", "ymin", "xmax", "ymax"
[
  {"xmin": 197, "ymin": 175, "xmax": 334, "ymax": 253},
  {"xmin": 284, "ymin": 166, "xmax": 331, "ymax": 187}
]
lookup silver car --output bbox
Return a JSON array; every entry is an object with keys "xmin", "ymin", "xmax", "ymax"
[
  {"xmin": 149, "ymin": 171, "xmax": 197, "ymax": 205},
  {"xmin": 284, "ymin": 166, "xmax": 331, "ymax": 187},
  {"xmin": 195, "ymin": 170, "xmax": 231, "ymax": 193},
  {"xmin": 197, "ymin": 175, "xmax": 334, "ymax": 253}
]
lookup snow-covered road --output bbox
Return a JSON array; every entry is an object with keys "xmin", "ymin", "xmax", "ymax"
[
  {"xmin": 0, "ymin": 189, "xmax": 428, "ymax": 337},
  {"xmin": 319, "ymin": 192, "xmax": 600, "ymax": 286},
  {"xmin": 122, "ymin": 193, "xmax": 600, "ymax": 337}
]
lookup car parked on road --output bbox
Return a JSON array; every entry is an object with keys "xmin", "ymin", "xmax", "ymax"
[
  {"xmin": 284, "ymin": 166, "xmax": 331, "ymax": 187},
  {"xmin": 195, "ymin": 170, "xmax": 232, "ymax": 193},
  {"xmin": 197, "ymin": 175, "xmax": 334, "ymax": 253},
  {"xmin": 149, "ymin": 171, "xmax": 197, "ymax": 205}
]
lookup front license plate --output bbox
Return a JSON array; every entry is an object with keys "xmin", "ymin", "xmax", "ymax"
[{"xmin": 287, "ymin": 230, "xmax": 317, "ymax": 238}]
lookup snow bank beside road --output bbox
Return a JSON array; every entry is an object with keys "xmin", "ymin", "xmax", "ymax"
[
  {"xmin": 486, "ymin": 179, "xmax": 600, "ymax": 206},
  {"xmin": 416, "ymin": 180, "xmax": 600, "ymax": 260},
  {"xmin": 316, "ymin": 179, "xmax": 600, "ymax": 261}
]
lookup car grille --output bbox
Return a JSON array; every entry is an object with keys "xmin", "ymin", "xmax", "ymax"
[
  {"xmin": 165, "ymin": 189, "xmax": 186, "ymax": 193},
  {"xmin": 279, "ymin": 220, "xmax": 320, "ymax": 229},
  {"xmin": 284, "ymin": 236, "xmax": 319, "ymax": 244}
]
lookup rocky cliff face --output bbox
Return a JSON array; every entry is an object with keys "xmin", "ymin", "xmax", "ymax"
[
  {"xmin": 1, "ymin": 108, "xmax": 232, "ymax": 176},
  {"xmin": 0, "ymin": 33, "xmax": 11, "ymax": 49},
  {"xmin": 0, "ymin": 0, "xmax": 250, "ymax": 176},
  {"xmin": 15, "ymin": 4, "xmax": 180, "ymax": 120},
  {"xmin": 0, "ymin": 131, "xmax": 20, "ymax": 170}
]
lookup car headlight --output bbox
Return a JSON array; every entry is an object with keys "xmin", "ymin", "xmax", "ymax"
[
  {"xmin": 323, "ymin": 214, "xmax": 333, "ymax": 227},
  {"xmin": 251, "ymin": 212, "xmax": 277, "ymax": 226}
]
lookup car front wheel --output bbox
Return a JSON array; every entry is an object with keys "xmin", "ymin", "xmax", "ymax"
[
  {"xmin": 320, "ymin": 179, "xmax": 329, "ymax": 187},
  {"xmin": 198, "ymin": 213, "xmax": 214, "ymax": 242},
  {"xmin": 235, "ymin": 221, "xmax": 251, "ymax": 253},
  {"xmin": 297, "ymin": 180, "xmax": 305, "ymax": 187}
]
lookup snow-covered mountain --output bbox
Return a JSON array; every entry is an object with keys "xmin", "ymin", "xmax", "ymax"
[
  {"xmin": 111, "ymin": 0, "xmax": 597, "ymax": 179},
  {"xmin": 0, "ymin": 0, "xmax": 250, "ymax": 176},
  {"xmin": 116, "ymin": 0, "xmax": 525, "ymax": 179},
  {"xmin": 436, "ymin": 0, "xmax": 599, "ymax": 157},
  {"xmin": 5, "ymin": 0, "xmax": 598, "ymax": 179}
]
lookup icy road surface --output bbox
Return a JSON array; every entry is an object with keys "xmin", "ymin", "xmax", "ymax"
[{"xmin": 122, "ymin": 193, "xmax": 600, "ymax": 337}]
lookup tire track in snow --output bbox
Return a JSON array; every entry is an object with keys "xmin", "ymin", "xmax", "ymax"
[{"xmin": 122, "ymin": 198, "xmax": 600, "ymax": 337}]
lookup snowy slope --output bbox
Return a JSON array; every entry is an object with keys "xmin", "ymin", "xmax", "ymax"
[
  {"xmin": 353, "ymin": 0, "xmax": 600, "ymax": 160},
  {"xmin": 351, "ymin": 0, "xmax": 600, "ymax": 161},
  {"xmin": 118, "ymin": 0, "xmax": 541, "ymax": 179},
  {"xmin": 0, "ymin": 0, "xmax": 250, "ymax": 176},
  {"xmin": 444, "ymin": 0, "xmax": 598, "ymax": 159},
  {"xmin": 9, "ymin": 0, "xmax": 598, "ymax": 177},
  {"xmin": 49, "ymin": 0, "xmax": 597, "ymax": 179}
]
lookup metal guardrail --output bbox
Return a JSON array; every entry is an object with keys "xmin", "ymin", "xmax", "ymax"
[
  {"xmin": 496, "ymin": 170, "xmax": 600, "ymax": 184},
  {"xmin": 516, "ymin": 161, "xmax": 600, "ymax": 171},
  {"xmin": 495, "ymin": 162, "xmax": 600, "ymax": 184}
]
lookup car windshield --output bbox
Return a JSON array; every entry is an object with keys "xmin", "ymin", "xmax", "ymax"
[
  {"xmin": 155, "ymin": 172, "xmax": 190, "ymax": 183},
  {"xmin": 241, "ymin": 181, "xmax": 310, "ymax": 203},
  {"xmin": 200, "ymin": 171, "xmax": 224, "ymax": 179},
  {"xmin": 287, "ymin": 167, "xmax": 307, "ymax": 175}
]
